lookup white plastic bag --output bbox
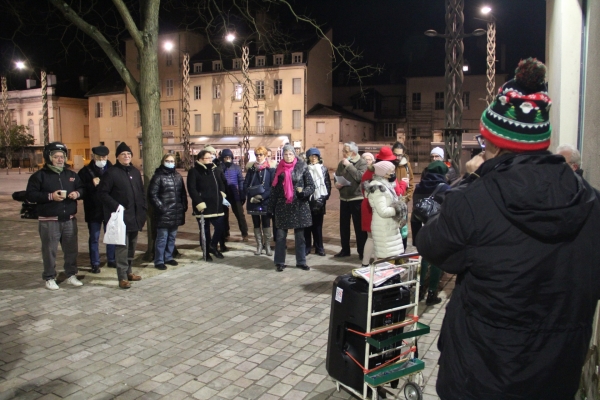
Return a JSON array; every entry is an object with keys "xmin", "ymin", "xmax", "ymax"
[{"xmin": 103, "ymin": 205, "xmax": 126, "ymax": 245}]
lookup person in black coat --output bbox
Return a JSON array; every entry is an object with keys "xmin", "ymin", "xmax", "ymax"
[
  {"xmin": 97, "ymin": 142, "xmax": 146, "ymax": 289},
  {"xmin": 187, "ymin": 150, "xmax": 228, "ymax": 261},
  {"xmin": 78, "ymin": 145, "xmax": 115, "ymax": 273},
  {"xmin": 267, "ymin": 145, "xmax": 315, "ymax": 272},
  {"xmin": 244, "ymin": 146, "xmax": 275, "ymax": 256},
  {"xmin": 410, "ymin": 161, "xmax": 450, "ymax": 305},
  {"xmin": 26, "ymin": 142, "xmax": 85, "ymax": 290},
  {"xmin": 303, "ymin": 148, "xmax": 331, "ymax": 257},
  {"xmin": 417, "ymin": 59, "xmax": 600, "ymax": 400},
  {"xmin": 148, "ymin": 154, "xmax": 188, "ymax": 270}
]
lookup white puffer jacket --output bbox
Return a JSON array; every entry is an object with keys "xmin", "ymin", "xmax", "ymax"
[{"xmin": 365, "ymin": 176, "xmax": 405, "ymax": 258}]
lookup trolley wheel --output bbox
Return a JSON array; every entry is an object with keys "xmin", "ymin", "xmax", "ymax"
[
  {"xmin": 403, "ymin": 382, "xmax": 423, "ymax": 400},
  {"xmin": 407, "ymin": 372, "xmax": 424, "ymax": 387}
]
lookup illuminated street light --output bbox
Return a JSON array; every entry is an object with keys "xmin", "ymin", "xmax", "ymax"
[
  {"xmin": 163, "ymin": 41, "xmax": 174, "ymax": 51},
  {"xmin": 15, "ymin": 61, "xmax": 25, "ymax": 70},
  {"xmin": 226, "ymin": 33, "xmax": 236, "ymax": 42},
  {"xmin": 481, "ymin": 6, "xmax": 492, "ymax": 14}
]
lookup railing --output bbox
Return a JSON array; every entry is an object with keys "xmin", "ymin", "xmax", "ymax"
[{"xmin": 222, "ymin": 126, "xmax": 275, "ymax": 135}]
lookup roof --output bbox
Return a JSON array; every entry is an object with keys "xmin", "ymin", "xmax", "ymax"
[
  {"xmin": 306, "ymin": 103, "xmax": 374, "ymax": 124},
  {"xmin": 85, "ymin": 73, "xmax": 126, "ymax": 97}
]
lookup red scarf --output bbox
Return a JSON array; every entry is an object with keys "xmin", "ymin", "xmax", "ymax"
[{"xmin": 272, "ymin": 158, "xmax": 297, "ymax": 204}]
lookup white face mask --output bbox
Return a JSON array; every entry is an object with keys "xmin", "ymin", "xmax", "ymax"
[
  {"xmin": 95, "ymin": 160, "xmax": 107, "ymax": 168},
  {"xmin": 164, "ymin": 162, "xmax": 175, "ymax": 169}
]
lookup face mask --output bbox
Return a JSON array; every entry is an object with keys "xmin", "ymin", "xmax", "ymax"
[
  {"xmin": 387, "ymin": 173, "xmax": 397, "ymax": 183},
  {"xmin": 347, "ymin": 156, "xmax": 353, "ymax": 161},
  {"xmin": 95, "ymin": 160, "xmax": 107, "ymax": 168},
  {"xmin": 224, "ymin": 161, "xmax": 232, "ymax": 167},
  {"xmin": 164, "ymin": 162, "xmax": 175, "ymax": 169}
]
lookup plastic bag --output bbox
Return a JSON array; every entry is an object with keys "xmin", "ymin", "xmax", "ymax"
[{"xmin": 103, "ymin": 205, "xmax": 126, "ymax": 245}]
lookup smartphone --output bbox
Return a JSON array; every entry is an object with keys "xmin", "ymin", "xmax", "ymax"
[{"xmin": 475, "ymin": 134, "xmax": 486, "ymax": 149}]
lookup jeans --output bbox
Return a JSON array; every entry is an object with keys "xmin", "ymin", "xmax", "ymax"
[
  {"xmin": 274, "ymin": 228, "xmax": 306, "ymax": 266},
  {"xmin": 39, "ymin": 219, "xmax": 79, "ymax": 281},
  {"xmin": 196, "ymin": 216, "xmax": 225, "ymax": 248},
  {"xmin": 115, "ymin": 231, "xmax": 138, "ymax": 281},
  {"xmin": 88, "ymin": 221, "xmax": 116, "ymax": 266},
  {"xmin": 155, "ymin": 227, "xmax": 178, "ymax": 265},
  {"xmin": 304, "ymin": 213, "xmax": 324, "ymax": 252},
  {"xmin": 340, "ymin": 199, "xmax": 367, "ymax": 256}
]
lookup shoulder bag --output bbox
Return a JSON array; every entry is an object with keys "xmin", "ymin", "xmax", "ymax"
[
  {"xmin": 413, "ymin": 183, "xmax": 445, "ymax": 223},
  {"xmin": 247, "ymin": 168, "xmax": 266, "ymax": 198}
]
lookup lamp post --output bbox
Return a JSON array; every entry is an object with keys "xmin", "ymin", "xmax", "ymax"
[
  {"xmin": 481, "ymin": 6, "xmax": 496, "ymax": 106},
  {"xmin": 164, "ymin": 41, "xmax": 193, "ymax": 170},
  {"xmin": 425, "ymin": 0, "xmax": 485, "ymax": 173},
  {"xmin": 13, "ymin": 61, "xmax": 49, "ymax": 145},
  {"xmin": 227, "ymin": 33, "xmax": 251, "ymax": 167}
]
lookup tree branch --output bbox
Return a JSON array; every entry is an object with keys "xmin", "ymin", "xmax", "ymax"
[{"xmin": 111, "ymin": 0, "xmax": 143, "ymax": 50}]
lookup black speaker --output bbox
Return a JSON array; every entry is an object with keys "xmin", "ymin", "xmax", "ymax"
[{"xmin": 325, "ymin": 274, "xmax": 411, "ymax": 393}]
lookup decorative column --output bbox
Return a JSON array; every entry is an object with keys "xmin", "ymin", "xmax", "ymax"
[
  {"xmin": 486, "ymin": 16, "xmax": 497, "ymax": 106},
  {"xmin": 181, "ymin": 52, "xmax": 192, "ymax": 170},
  {"xmin": 241, "ymin": 45, "xmax": 251, "ymax": 167},
  {"xmin": 41, "ymin": 70, "xmax": 49, "ymax": 145}
]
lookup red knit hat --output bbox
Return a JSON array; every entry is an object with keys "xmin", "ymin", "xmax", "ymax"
[{"xmin": 375, "ymin": 147, "xmax": 396, "ymax": 161}]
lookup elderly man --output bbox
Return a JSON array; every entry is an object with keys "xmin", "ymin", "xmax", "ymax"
[
  {"xmin": 78, "ymin": 145, "xmax": 116, "ymax": 273},
  {"xmin": 417, "ymin": 58, "xmax": 600, "ymax": 400},
  {"xmin": 26, "ymin": 142, "xmax": 85, "ymax": 290},
  {"xmin": 556, "ymin": 143, "xmax": 583, "ymax": 175},
  {"xmin": 334, "ymin": 141, "xmax": 367, "ymax": 258},
  {"xmin": 97, "ymin": 142, "xmax": 145, "ymax": 289}
]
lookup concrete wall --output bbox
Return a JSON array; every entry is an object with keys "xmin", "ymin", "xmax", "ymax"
[
  {"xmin": 306, "ymin": 30, "xmax": 333, "ymax": 112},
  {"xmin": 304, "ymin": 115, "xmax": 339, "ymax": 170}
]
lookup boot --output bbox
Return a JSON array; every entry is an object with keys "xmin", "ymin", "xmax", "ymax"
[
  {"xmin": 425, "ymin": 290, "xmax": 442, "ymax": 306},
  {"xmin": 263, "ymin": 227, "xmax": 273, "ymax": 256},
  {"xmin": 254, "ymin": 228, "xmax": 264, "ymax": 255}
]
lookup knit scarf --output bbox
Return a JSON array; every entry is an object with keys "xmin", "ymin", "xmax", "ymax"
[
  {"xmin": 308, "ymin": 163, "xmax": 327, "ymax": 199},
  {"xmin": 255, "ymin": 159, "xmax": 269, "ymax": 171},
  {"xmin": 272, "ymin": 157, "xmax": 297, "ymax": 204},
  {"xmin": 47, "ymin": 164, "xmax": 63, "ymax": 174}
]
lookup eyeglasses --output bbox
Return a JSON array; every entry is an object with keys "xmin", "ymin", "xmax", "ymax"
[
  {"xmin": 255, "ymin": 153, "xmax": 265, "ymax": 156},
  {"xmin": 201, "ymin": 157, "xmax": 213, "ymax": 160}
]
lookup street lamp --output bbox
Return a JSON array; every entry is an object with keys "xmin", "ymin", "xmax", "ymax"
[
  {"xmin": 425, "ymin": 0, "xmax": 485, "ymax": 173},
  {"xmin": 481, "ymin": 6, "xmax": 496, "ymax": 106},
  {"xmin": 226, "ymin": 33, "xmax": 251, "ymax": 167},
  {"xmin": 164, "ymin": 41, "xmax": 193, "ymax": 170}
]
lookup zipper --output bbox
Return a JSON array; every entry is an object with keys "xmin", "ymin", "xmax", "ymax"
[
  {"xmin": 59, "ymin": 172, "xmax": 66, "ymax": 219},
  {"xmin": 211, "ymin": 167, "xmax": 219, "ymax": 211}
]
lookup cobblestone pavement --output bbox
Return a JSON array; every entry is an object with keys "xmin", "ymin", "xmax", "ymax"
[{"xmin": 0, "ymin": 170, "xmax": 452, "ymax": 400}]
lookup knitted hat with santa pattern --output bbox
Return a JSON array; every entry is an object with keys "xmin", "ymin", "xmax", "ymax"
[{"xmin": 480, "ymin": 58, "xmax": 552, "ymax": 152}]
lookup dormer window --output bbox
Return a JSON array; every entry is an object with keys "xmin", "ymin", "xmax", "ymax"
[
  {"xmin": 255, "ymin": 56, "xmax": 266, "ymax": 67},
  {"xmin": 193, "ymin": 63, "xmax": 203, "ymax": 73},
  {"xmin": 212, "ymin": 60, "xmax": 222, "ymax": 71},
  {"xmin": 232, "ymin": 58, "xmax": 242, "ymax": 69},
  {"xmin": 292, "ymin": 52, "xmax": 303, "ymax": 63},
  {"xmin": 273, "ymin": 54, "xmax": 283, "ymax": 65}
]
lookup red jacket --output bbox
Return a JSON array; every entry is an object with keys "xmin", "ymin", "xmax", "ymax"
[{"xmin": 360, "ymin": 169, "xmax": 407, "ymax": 232}]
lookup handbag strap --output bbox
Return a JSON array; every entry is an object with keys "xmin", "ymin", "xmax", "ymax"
[{"xmin": 428, "ymin": 182, "xmax": 446, "ymax": 199}]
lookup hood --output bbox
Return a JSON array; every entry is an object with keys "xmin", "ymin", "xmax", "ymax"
[
  {"xmin": 481, "ymin": 152, "xmax": 596, "ymax": 241},
  {"xmin": 416, "ymin": 172, "xmax": 448, "ymax": 194}
]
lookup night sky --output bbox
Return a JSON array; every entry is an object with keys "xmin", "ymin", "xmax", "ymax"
[{"xmin": 0, "ymin": 0, "xmax": 546, "ymax": 93}]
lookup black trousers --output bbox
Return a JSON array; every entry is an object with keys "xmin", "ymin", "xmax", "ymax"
[
  {"xmin": 223, "ymin": 201, "xmax": 249, "ymax": 238},
  {"xmin": 304, "ymin": 213, "xmax": 324, "ymax": 252},
  {"xmin": 339, "ymin": 199, "xmax": 366, "ymax": 256}
]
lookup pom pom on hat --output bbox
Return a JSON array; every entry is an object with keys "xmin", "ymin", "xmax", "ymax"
[
  {"xmin": 373, "ymin": 161, "xmax": 395, "ymax": 177},
  {"xmin": 480, "ymin": 57, "xmax": 552, "ymax": 152}
]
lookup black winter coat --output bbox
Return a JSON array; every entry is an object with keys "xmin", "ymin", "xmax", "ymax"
[
  {"xmin": 268, "ymin": 159, "xmax": 315, "ymax": 229},
  {"xmin": 78, "ymin": 160, "xmax": 113, "ymax": 223},
  {"xmin": 26, "ymin": 166, "xmax": 84, "ymax": 221},
  {"xmin": 148, "ymin": 165, "xmax": 188, "ymax": 228},
  {"xmin": 417, "ymin": 152, "xmax": 600, "ymax": 400},
  {"xmin": 187, "ymin": 161, "xmax": 227, "ymax": 218},
  {"xmin": 97, "ymin": 162, "xmax": 147, "ymax": 232},
  {"xmin": 244, "ymin": 162, "xmax": 275, "ymax": 215}
]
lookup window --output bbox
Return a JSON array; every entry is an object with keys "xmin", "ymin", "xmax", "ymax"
[
  {"xmin": 255, "ymin": 80, "xmax": 265, "ymax": 99},
  {"xmin": 233, "ymin": 83, "xmax": 243, "ymax": 101},
  {"xmin": 316, "ymin": 122, "xmax": 325, "ymax": 134},
  {"xmin": 39, "ymin": 119, "xmax": 43, "ymax": 138},
  {"xmin": 274, "ymin": 79, "xmax": 282, "ymax": 95},
  {"xmin": 232, "ymin": 59, "xmax": 242, "ymax": 69},
  {"xmin": 95, "ymin": 102, "xmax": 103, "ymax": 118},
  {"xmin": 255, "ymin": 56, "xmax": 266, "ymax": 67},
  {"xmin": 292, "ymin": 110, "xmax": 301, "ymax": 129},
  {"xmin": 292, "ymin": 78, "xmax": 301, "ymax": 94},
  {"xmin": 213, "ymin": 60, "xmax": 222, "ymax": 71},
  {"xmin": 166, "ymin": 53, "xmax": 172, "ymax": 66},
  {"xmin": 193, "ymin": 63, "xmax": 203, "ymax": 73},
  {"xmin": 463, "ymin": 91, "xmax": 470, "ymax": 110},
  {"xmin": 213, "ymin": 113, "xmax": 221, "ymax": 132},
  {"xmin": 274, "ymin": 54, "xmax": 283, "ymax": 65},
  {"xmin": 162, "ymin": 108, "xmax": 177, "ymax": 126},
  {"xmin": 110, "ymin": 100, "xmax": 122, "ymax": 117},
  {"xmin": 256, "ymin": 112, "xmax": 265, "ymax": 133},
  {"xmin": 233, "ymin": 112, "xmax": 241, "ymax": 133},
  {"xmin": 412, "ymin": 93, "xmax": 421, "ymax": 111},
  {"xmin": 213, "ymin": 84, "xmax": 221, "ymax": 99},
  {"xmin": 194, "ymin": 86, "xmax": 201, "ymax": 100},
  {"xmin": 134, "ymin": 110, "xmax": 141, "ymax": 128},
  {"xmin": 194, "ymin": 114, "xmax": 201, "ymax": 132},
  {"xmin": 274, "ymin": 110, "xmax": 282, "ymax": 130},
  {"xmin": 435, "ymin": 92, "xmax": 444, "ymax": 110},
  {"xmin": 384, "ymin": 123, "xmax": 396, "ymax": 138},
  {"xmin": 292, "ymin": 52, "xmax": 303, "ymax": 63},
  {"xmin": 166, "ymin": 79, "xmax": 174, "ymax": 97},
  {"xmin": 28, "ymin": 119, "xmax": 35, "ymax": 140}
]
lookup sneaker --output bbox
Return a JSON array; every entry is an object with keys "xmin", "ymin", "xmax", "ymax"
[
  {"xmin": 165, "ymin": 259, "xmax": 178, "ymax": 266},
  {"xmin": 155, "ymin": 264, "xmax": 167, "ymax": 270},
  {"xmin": 66, "ymin": 275, "xmax": 83, "ymax": 287},
  {"xmin": 45, "ymin": 279, "xmax": 59, "ymax": 290}
]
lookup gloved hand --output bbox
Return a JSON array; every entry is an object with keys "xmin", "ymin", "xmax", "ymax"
[
  {"xmin": 254, "ymin": 194, "xmax": 263, "ymax": 200},
  {"xmin": 223, "ymin": 198, "xmax": 231, "ymax": 207},
  {"xmin": 196, "ymin": 202, "xmax": 207, "ymax": 212},
  {"xmin": 250, "ymin": 196, "xmax": 261, "ymax": 204}
]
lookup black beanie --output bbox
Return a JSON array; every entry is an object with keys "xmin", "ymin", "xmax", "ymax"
[{"xmin": 116, "ymin": 142, "xmax": 132, "ymax": 157}]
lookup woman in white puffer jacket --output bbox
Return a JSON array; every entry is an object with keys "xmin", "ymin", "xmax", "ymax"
[{"xmin": 364, "ymin": 161, "xmax": 407, "ymax": 259}]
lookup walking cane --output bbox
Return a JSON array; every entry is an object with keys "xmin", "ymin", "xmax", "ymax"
[{"xmin": 199, "ymin": 211, "xmax": 207, "ymax": 261}]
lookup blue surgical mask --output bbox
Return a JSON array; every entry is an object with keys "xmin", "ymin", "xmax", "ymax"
[
  {"xmin": 95, "ymin": 160, "xmax": 107, "ymax": 168},
  {"xmin": 164, "ymin": 162, "xmax": 175, "ymax": 169}
]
